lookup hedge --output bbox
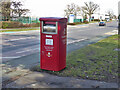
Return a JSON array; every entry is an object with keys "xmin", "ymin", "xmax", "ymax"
[{"xmin": 1, "ymin": 21, "xmax": 40, "ymax": 29}]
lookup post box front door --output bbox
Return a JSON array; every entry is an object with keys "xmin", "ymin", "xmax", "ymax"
[{"xmin": 41, "ymin": 21, "xmax": 59, "ymax": 70}]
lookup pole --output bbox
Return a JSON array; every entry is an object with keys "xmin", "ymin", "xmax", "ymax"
[
  {"xmin": 118, "ymin": 1, "xmax": 120, "ymax": 34},
  {"xmin": 118, "ymin": 14, "xmax": 120, "ymax": 34}
]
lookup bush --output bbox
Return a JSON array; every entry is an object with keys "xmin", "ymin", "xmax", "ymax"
[
  {"xmin": 2, "ymin": 22, "xmax": 9, "ymax": 29},
  {"xmin": 30, "ymin": 23, "xmax": 40, "ymax": 27},
  {"xmin": 67, "ymin": 23, "xmax": 76, "ymax": 25},
  {"xmin": 22, "ymin": 23, "xmax": 40, "ymax": 27},
  {"xmin": 75, "ymin": 22, "xmax": 82, "ymax": 24},
  {"xmin": 83, "ymin": 20, "xmax": 89, "ymax": 24},
  {"xmin": 22, "ymin": 24, "xmax": 31, "ymax": 27},
  {"xmin": 93, "ymin": 19, "xmax": 100, "ymax": 22},
  {"xmin": 2, "ymin": 21, "xmax": 23, "ymax": 29}
]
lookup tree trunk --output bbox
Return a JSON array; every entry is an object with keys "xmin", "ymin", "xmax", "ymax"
[
  {"xmin": 118, "ymin": 15, "xmax": 120, "ymax": 35},
  {"xmin": 89, "ymin": 15, "xmax": 91, "ymax": 22}
]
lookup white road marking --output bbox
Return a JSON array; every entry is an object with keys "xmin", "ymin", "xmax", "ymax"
[
  {"xmin": 67, "ymin": 38, "xmax": 87, "ymax": 45},
  {"xmin": 99, "ymin": 27, "xmax": 105, "ymax": 28},
  {"xmin": 77, "ymin": 30, "xmax": 85, "ymax": 32},
  {"xmin": 104, "ymin": 29, "xmax": 118, "ymax": 35},
  {"xmin": 81, "ymin": 26, "xmax": 89, "ymax": 28},
  {"xmin": 89, "ymin": 23, "xmax": 98, "ymax": 24},
  {"xmin": 1, "ymin": 56, "xmax": 21, "ymax": 58},
  {"xmin": 112, "ymin": 29, "xmax": 117, "ymax": 31},
  {"xmin": 89, "ymin": 23, "xmax": 94, "ymax": 24},
  {"xmin": 73, "ymin": 26, "xmax": 89, "ymax": 28},
  {"xmin": 1, "ymin": 54, "xmax": 28, "ymax": 59},
  {"xmin": 67, "ymin": 25, "xmax": 77, "ymax": 28},
  {"xmin": 68, "ymin": 25, "xmax": 89, "ymax": 29},
  {"xmin": 1, "ymin": 30, "xmax": 40, "ymax": 34},
  {"xmin": 5, "ymin": 37, "xmax": 36, "ymax": 41},
  {"xmin": 16, "ymin": 48, "xmax": 39, "ymax": 54}
]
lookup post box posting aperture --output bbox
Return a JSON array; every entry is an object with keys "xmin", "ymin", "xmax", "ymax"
[{"xmin": 39, "ymin": 17, "xmax": 67, "ymax": 71}]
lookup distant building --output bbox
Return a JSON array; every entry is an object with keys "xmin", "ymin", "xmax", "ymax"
[
  {"xmin": 105, "ymin": 14, "xmax": 110, "ymax": 20},
  {"xmin": 69, "ymin": 14, "xmax": 75, "ymax": 23},
  {"xmin": 76, "ymin": 15, "xmax": 83, "ymax": 22},
  {"xmin": 91, "ymin": 13, "xmax": 110, "ymax": 21},
  {"xmin": 69, "ymin": 12, "xmax": 110, "ymax": 23}
]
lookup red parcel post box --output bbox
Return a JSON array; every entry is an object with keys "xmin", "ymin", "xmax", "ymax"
[{"xmin": 39, "ymin": 17, "xmax": 67, "ymax": 71}]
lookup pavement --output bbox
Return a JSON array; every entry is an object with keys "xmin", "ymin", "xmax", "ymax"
[
  {"xmin": 3, "ymin": 71, "xmax": 118, "ymax": 88},
  {"xmin": 1, "ymin": 63, "xmax": 118, "ymax": 88}
]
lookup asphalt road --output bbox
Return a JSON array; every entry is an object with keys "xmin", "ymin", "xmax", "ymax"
[{"xmin": 1, "ymin": 20, "xmax": 118, "ymax": 66}]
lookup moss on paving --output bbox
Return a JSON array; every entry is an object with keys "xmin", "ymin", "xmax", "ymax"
[{"xmin": 32, "ymin": 34, "xmax": 118, "ymax": 83}]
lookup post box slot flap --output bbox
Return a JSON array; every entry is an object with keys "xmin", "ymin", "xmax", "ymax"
[{"xmin": 42, "ymin": 21, "xmax": 57, "ymax": 34}]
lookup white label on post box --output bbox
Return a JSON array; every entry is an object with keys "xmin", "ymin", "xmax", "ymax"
[
  {"xmin": 46, "ymin": 39, "xmax": 53, "ymax": 45},
  {"xmin": 46, "ymin": 35, "xmax": 52, "ymax": 38}
]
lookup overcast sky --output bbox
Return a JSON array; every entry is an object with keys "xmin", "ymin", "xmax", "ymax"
[{"xmin": 18, "ymin": 0, "xmax": 120, "ymax": 17}]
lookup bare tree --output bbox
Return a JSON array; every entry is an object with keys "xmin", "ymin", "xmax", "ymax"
[
  {"xmin": 1, "ymin": 1, "xmax": 12, "ymax": 21},
  {"xmin": 64, "ymin": 3, "xmax": 81, "ymax": 19},
  {"xmin": 82, "ymin": 1, "xmax": 99, "ymax": 22},
  {"xmin": 106, "ymin": 10, "xmax": 114, "ymax": 19},
  {"xmin": 80, "ymin": 9, "xmax": 87, "ymax": 20},
  {"xmin": 11, "ymin": 1, "xmax": 30, "ymax": 18},
  {"xmin": 0, "ymin": 1, "xmax": 30, "ymax": 21}
]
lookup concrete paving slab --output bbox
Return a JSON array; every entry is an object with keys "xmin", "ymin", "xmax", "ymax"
[{"xmin": 4, "ymin": 72, "xmax": 118, "ymax": 88}]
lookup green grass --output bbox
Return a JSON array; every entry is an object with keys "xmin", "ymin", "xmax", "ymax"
[
  {"xmin": 32, "ymin": 34, "xmax": 118, "ymax": 82},
  {"xmin": 0, "ymin": 28, "xmax": 39, "ymax": 32}
]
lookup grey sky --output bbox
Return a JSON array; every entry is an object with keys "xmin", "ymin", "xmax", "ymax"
[{"xmin": 21, "ymin": 0, "xmax": 119, "ymax": 17}]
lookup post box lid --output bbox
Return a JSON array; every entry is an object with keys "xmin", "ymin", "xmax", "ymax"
[{"xmin": 39, "ymin": 17, "xmax": 67, "ymax": 22}]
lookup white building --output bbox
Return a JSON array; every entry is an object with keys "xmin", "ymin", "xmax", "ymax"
[
  {"xmin": 91, "ymin": 13, "xmax": 109, "ymax": 20},
  {"xmin": 91, "ymin": 13, "xmax": 111, "ymax": 21},
  {"xmin": 76, "ymin": 15, "xmax": 84, "ymax": 22},
  {"xmin": 76, "ymin": 15, "xmax": 83, "ymax": 20}
]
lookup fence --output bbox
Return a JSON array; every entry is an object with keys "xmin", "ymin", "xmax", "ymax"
[
  {"xmin": 11, "ymin": 17, "xmax": 40, "ymax": 24},
  {"xmin": 74, "ymin": 19, "xmax": 83, "ymax": 23},
  {"xmin": 0, "ymin": 16, "xmax": 40, "ymax": 24},
  {"xmin": 68, "ymin": 18, "xmax": 83, "ymax": 23}
]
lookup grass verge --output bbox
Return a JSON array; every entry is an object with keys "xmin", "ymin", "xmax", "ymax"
[
  {"xmin": 0, "ymin": 28, "xmax": 39, "ymax": 32},
  {"xmin": 31, "ymin": 34, "xmax": 118, "ymax": 83}
]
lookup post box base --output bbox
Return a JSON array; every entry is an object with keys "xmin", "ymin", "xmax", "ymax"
[{"xmin": 40, "ymin": 66, "xmax": 66, "ymax": 71}]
